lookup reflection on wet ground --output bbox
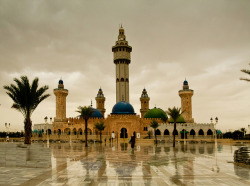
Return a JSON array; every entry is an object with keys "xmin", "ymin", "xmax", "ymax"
[{"xmin": 0, "ymin": 142, "xmax": 250, "ymax": 185}]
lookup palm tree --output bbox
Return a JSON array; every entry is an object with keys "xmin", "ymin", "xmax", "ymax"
[
  {"xmin": 95, "ymin": 121, "xmax": 105, "ymax": 142},
  {"xmin": 167, "ymin": 107, "xmax": 183, "ymax": 147},
  {"xmin": 3, "ymin": 76, "xmax": 50, "ymax": 144},
  {"xmin": 240, "ymin": 63, "xmax": 250, "ymax": 82},
  {"xmin": 240, "ymin": 128, "xmax": 246, "ymax": 137},
  {"xmin": 150, "ymin": 120, "xmax": 159, "ymax": 144},
  {"xmin": 76, "ymin": 106, "xmax": 94, "ymax": 147}
]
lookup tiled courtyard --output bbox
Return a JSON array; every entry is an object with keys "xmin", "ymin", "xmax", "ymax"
[{"xmin": 0, "ymin": 141, "xmax": 249, "ymax": 186}]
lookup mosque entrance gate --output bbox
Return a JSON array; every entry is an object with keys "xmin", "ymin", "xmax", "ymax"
[{"xmin": 120, "ymin": 128, "xmax": 128, "ymax": 138}]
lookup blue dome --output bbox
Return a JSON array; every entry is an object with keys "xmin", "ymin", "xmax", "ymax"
[
  {"xmin": 112, "ymin": 101, "xmax": 135, "ymax": 115},
  {"xmin": 183, "ymin": 80, "xmax": 188, "ymax": 85},
  {"xmin": 91, "ymin": 108, "xmax": 103, "ymax": 118},
  {"xmin": 59, "ymin": 79, "xmax": 63, "ymax": 84}
]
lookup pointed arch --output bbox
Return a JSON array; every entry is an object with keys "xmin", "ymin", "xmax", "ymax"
[
  {"xmin": 155, "ymin": 129, "xmax": 161, "ymax": 136},
  {"xmin": 164, "ymin": 129, "xmax": 169, "ymax": 135},
  {"xmin": 207, "ymin": 129, "xmax": 213, "ymax": 135},
  {"xmin": 172, "ymin": 129, "xmax": 178, "ymax": 135},
  {"xmin": 190, "ymin": 129, "xmax": 195, "ymax": 136},
  {"xmin": 198, "ymin": 129, "xmax": 204, "ymax": 135}
]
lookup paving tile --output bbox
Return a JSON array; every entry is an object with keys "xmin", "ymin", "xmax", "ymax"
[{"xmin": 0, "ymin": 142, "xmax": 250, "ymax": 186}]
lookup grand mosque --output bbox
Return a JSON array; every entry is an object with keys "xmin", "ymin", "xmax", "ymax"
[{"xmin": 52, "ymin": 26, "xmax": 214, "ymax": 140}]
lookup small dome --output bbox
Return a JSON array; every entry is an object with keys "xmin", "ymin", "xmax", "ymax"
[
  {"xmin": 216, "ymin": 130, "xmax": 222, "ymax": 134},
  {"xmin": 91, "ymin": 108, "xmax": 103, "ymax": 118},
  {"xmin": 183, "ymin": 80, "xmax": 188, "ymax": 85},
  {"xmin": 99, "ymin": 88, "xmax": 102, "ymax": 91},
  {"xmin": 59, "ymin": 79, "xmax": 63, "ymax": 84},
  {"xmin": 112, "ymin": 101, "xmax": 135, "ymax": 115},
  {"xmin": 144, "ymin": 107, "xmax": 168, "ymax": 122},
  {"xmin": 168, "ymin": 115, "xmax": 186, "ymax": 123}
]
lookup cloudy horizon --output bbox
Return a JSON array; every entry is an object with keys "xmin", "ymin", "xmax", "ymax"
[{"xmin": 0, "ymin": 0, "xmax": 249, "ymax": 132}]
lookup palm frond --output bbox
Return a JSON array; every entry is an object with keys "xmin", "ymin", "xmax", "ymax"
[{"xmin": 240, "ymin": 64, "xmax": 250, "ymax": 82}]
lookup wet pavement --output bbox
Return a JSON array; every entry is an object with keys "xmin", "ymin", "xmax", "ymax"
[{"xmin": 0, "ymin": 141, "xmax": 249, "ymax": 186}]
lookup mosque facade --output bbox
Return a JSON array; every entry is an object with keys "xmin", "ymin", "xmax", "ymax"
[{"xmin": 52, "ymin": 27, "xmax": 214, "ymax": 140}]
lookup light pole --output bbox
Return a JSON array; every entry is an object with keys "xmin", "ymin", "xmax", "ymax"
[
  {"xmin": 44, "ymin": 116, "xmax": 49, "ymax": 147},
  {"xmin": 50, "ymin": 117, "xmax": 53, "ymax": 137},
  {"xmin": 211, "ymin": 117, "xmax": 219, "ymax": 172},
  {"xmin": 68, "ymin": 121, "xmax": 72, "ymax": 144},
  {"xmin": 5, "ymin": 123, "xmax": 10, "ymax": 142}
]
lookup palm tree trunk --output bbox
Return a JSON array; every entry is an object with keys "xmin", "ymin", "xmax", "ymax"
[
  {"xmin": 100, "ymin": 131, "xmax": 102, "ymax": 143},
  {"xmin": 173, "ymin": 122, "xmax": 176, "ymax": 147},
  {"xmin": 24, "ymin": 118, "xmax": 32, "ymax": 144},
  {"xmin": 85, "ymin": 119, "xmax": 88, "ymax": 147}
]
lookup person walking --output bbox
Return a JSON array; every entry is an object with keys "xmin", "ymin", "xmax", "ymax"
[{"xmin": 130, "ymin": 132, "xmax": 136, "ymax": 151}]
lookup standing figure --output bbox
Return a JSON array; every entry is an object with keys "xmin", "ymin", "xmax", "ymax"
[
  {"xmin": 111, "ymin": 131, "xmax": 115, "ymax": 143},
  {"xmin": 131, "ymin": 132, "xmax": 136, "ymax": 149}
]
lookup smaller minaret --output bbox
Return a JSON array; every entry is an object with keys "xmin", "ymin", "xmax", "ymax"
[
  {"xmin": 179, "ymin": 79, "xmax": 194, "ymax": 123},
  {"xmin": 140, "ymin": 88, "xmax": 150, "ymax": 118},
  {"xmin": 54, "ymin": 79, "xmax": 68, "ymax": 122},
  {"xmin": 95, "ymin": 88, "xmax": 106, "ymax": 117}
]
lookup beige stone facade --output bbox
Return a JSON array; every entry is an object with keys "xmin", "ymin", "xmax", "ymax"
[
  {"xmin": 179, "ymin": 80, "xmax": 194, "ymax": 123},
  {"xmin": 52, "ymin": 27, "xmax": 214, "ymax": 140}
]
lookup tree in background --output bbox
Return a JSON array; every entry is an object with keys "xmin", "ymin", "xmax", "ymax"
[
  {"xmin": 95, "ymin": 121, "xmax": 105, "ymax": 142},
  {"xmin": 167, "ymin": 107, "xmax": 183, "ymax": 147},
  {"xmin": 4, "ymin": 76, "xmax": 50, "ymax": 144},
  {"xmin": 76, "ymin": 106, "xmax": 94, "ymax": 147},
  {"xmin": 150, "ymin": 120, "xmax": 159, "ymax": 144},
  {"xmin": 240, "ymin": 63, "xmax": 250, "ymax": 82}
]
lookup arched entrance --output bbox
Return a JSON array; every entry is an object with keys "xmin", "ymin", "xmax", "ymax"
[
  {"xmin": 190, "ymin": 129, "xmax": 195, "ymax": 138},
  {"xmin": 120, "ymin": 128, "xmax": 128, "ymax": 138},
  {"xmin": 164, "ymin": 129, "xmax": 169, "ymax": 136},
  {"xmin": 207, "ymin": 129, "xmax": 213, "ymax": 136},
  {"xmin": 58, "ymin": 129, "xmax": 61, "ymax": 135},
  {"xmin": 155, "ymin": 129, "xmax": 161, "ymax": 136},
  {"xmin": 198, "ymin": 129, "xmax": 204, "ymax": 136}
]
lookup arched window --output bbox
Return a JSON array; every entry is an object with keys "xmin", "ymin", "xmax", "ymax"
[
  {"xmin": 73, "ymin": 128, "xmax": 77, "ymax": 135},
  {"xmin": 121, "ymin": 78, "xmax": 124, "ymax": 82},
  {"xmin": 190, "ymin": 129, "xmax": 195, "ymax": 136},
  {"xmin": 173, "ymin": 129, "xmax": 178, "ymax": 135},
  {"xmin": 87, "ymin": 128, "xmax": 92, "ymax": 135},
  {"xmin": 155, "ymin": 129, "xmax": 161, "ymax": 136},
  {"xmin": 116, "ymin": 78, "xmax": 119, "ymax": 82},
  {"xmin": 198, "ymin": 129, "xmax": 204, "ymax": 135},
  {"xmin": 78, "ymin": 128, "xmax": 82, "ymax": 135},
  {"xmin": 126, "ymin": 78, "xmax": 128, "ymax": 82},
  {"xmin": 207, "ymin": 129, "xmax": 213, "ymax": 135},
  {"xmin": 164, "ymin": 129, "xmax": 169, "ymax": 135}
]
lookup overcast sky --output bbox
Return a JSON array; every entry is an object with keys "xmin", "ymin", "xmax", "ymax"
[{"xmin": 0, "ymin": 0, "xmax": 249, "ymax": 132}]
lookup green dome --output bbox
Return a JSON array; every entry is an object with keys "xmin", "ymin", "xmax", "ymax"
[
  {"xmin": 168, "ymin": 115, "xmax": 186, "ymax": 123},
  {"xmin": 144, "ymin": 107, "xmax": 168, "ymax": 122}
]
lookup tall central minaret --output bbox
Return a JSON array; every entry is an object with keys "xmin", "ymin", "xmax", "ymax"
[{"xmin": 112, "ymin": 25, "xmax": 132, "ymax": 103}]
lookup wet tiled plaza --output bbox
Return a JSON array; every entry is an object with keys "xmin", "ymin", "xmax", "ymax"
[{"xmin": 0, "ymin": 141, "xmax": 249, "ymax": 186}]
